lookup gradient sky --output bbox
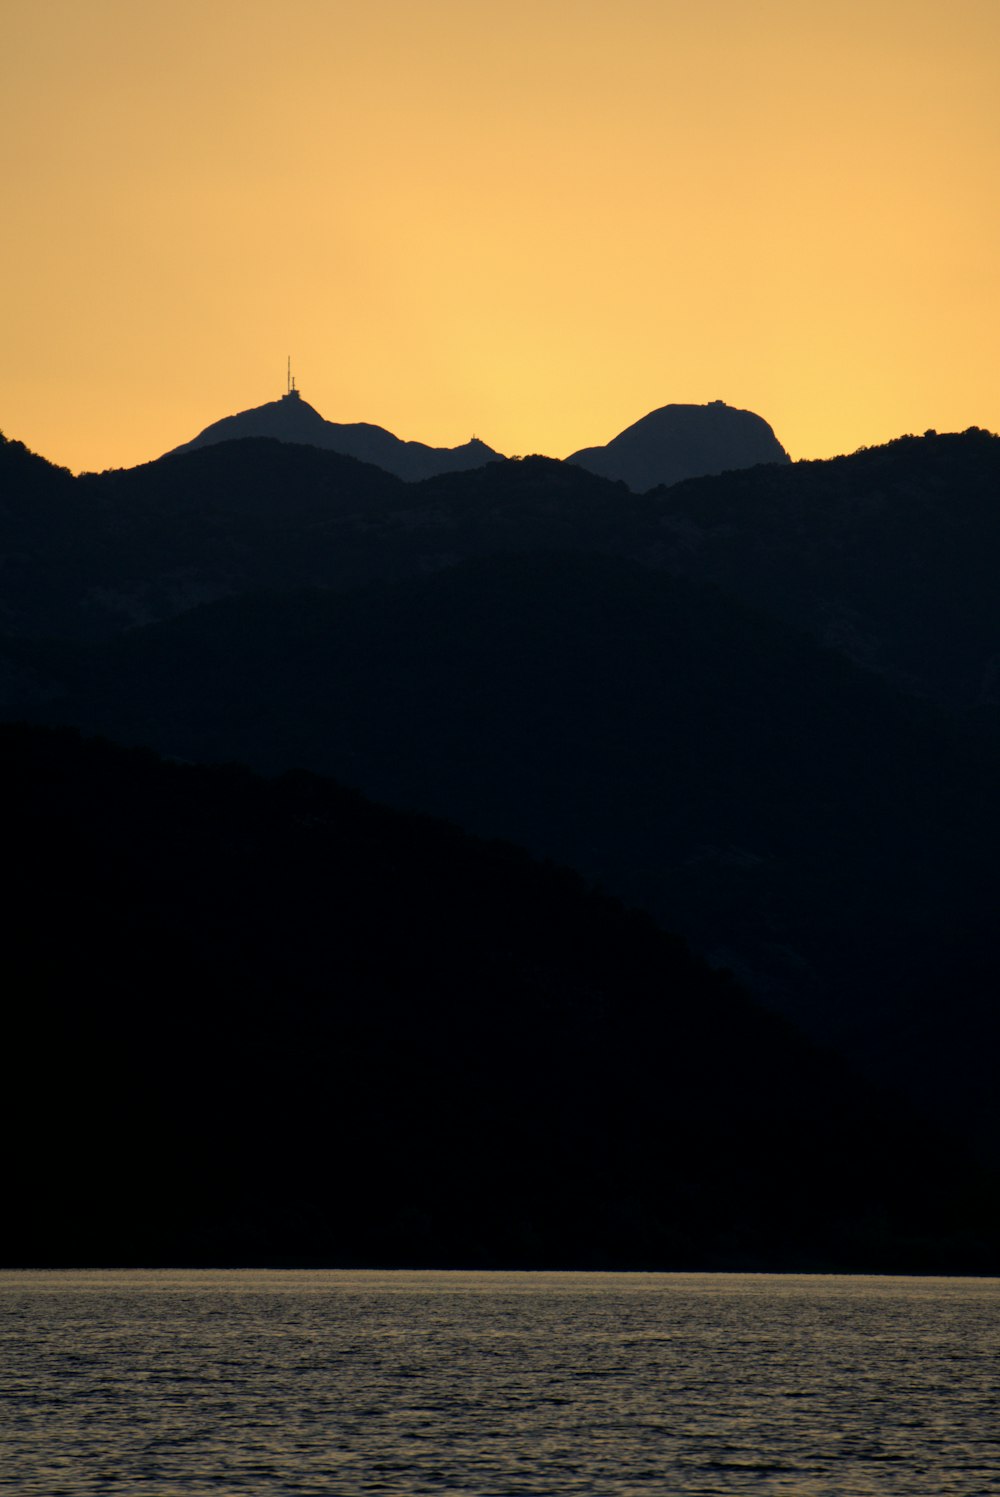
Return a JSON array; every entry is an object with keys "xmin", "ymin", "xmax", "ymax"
[{"xmin": 3, "ymin": 0, "xmax": 997, "ymax": 473}]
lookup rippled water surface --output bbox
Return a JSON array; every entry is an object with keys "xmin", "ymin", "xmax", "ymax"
[{"xmin": 2, "ymin": 1270, "xmax": 998, "ymax": 1495}]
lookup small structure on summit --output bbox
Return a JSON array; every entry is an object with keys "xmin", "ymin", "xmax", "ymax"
[{"xmin": 283, "ymin": 356, "xmax": 300, "ymax": 402}]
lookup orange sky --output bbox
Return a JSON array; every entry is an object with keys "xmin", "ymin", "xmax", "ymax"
[{"xmin": 3, "ymin": 0, "xmax": 997, "ymax": 473}]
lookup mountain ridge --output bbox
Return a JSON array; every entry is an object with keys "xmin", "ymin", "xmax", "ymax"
[
  {"xmin": 160, "ymin": 390, "xmax": 791, "ymax": 490},
  {"xmin": 164, "ymin": 388, "xmax": 503, "ymax": 481},
  {"xmin": 2, "ymin": 424, "xmax": 999, "ymax": 714},
  {"xmin": 567, "ymin": 400, "xmax": 791, "ymax": 490}
]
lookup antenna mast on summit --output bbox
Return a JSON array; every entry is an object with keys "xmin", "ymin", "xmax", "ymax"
[{"xmin": 287, "ymin": 355, "xmax": 291, "ymax": 395}]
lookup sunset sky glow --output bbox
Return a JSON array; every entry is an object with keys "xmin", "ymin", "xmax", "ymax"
[{"xmin": 3, "ymin": 0, "xmax": 998, "ymax": 473}]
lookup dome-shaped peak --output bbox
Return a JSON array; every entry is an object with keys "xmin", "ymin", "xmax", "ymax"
[{"xmin": 567, "ymin": 401, "xmax": 790, "ymax": 492}]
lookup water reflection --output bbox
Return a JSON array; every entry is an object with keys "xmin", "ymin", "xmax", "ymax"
[{"xmin": 2, "ymin": 1271, "xmax": 998, "ymax": 1494}]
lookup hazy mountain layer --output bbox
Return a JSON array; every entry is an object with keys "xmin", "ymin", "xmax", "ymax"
[
  {"xmin": 164, "ymin": 389, "xmax": 503, "ymax": 480},
  {"xmin": 5, "ymin": 427, "xmax": 998, "ymax": 714},
  {"xmin": 8, "ymin": 552, "xmax": 999, "ymax": 1165},
  {"xmin": 5, "ymin": 723, "xmax": 994, "ymax": 1271},
  {"xmin": 567, "ymin": 401, "xmax": 790, "ymax": 491}
]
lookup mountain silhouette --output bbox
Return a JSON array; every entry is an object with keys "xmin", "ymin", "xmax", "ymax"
[
  {"xmin": 3, "ymin": 425, "xmax": 998, "ymax": 713},
  {"xmin": 163, "ymin": 388, "xmax": 788, "ymax": 489},
  {"xmin": 165, "ymin": 386, "xmax": 504, "ymax": 481},
  {"xmin": 5, "ymin": 722, "xmax": 995, "ymax": 1271},
  {"xmin": 3, "ymin": 421, "xmax": 1000, "ymax": 1204},
  {"xmin": 567, "ymin": 400, "xmax": 790, "ymax": 491}
]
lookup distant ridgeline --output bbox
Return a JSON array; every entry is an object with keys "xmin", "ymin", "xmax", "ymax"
[
  {"xmin": 164, "ymin": 383, "xmax": 503, "ymax": 483},
  {"xmin": 163, "ymin": 381, "xmax": 790, "ymax": 490}
]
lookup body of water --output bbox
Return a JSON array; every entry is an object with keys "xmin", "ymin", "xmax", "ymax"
[{"xmin": 1, "ymin": 1270, "xmax": 998, "ymax": 1494}]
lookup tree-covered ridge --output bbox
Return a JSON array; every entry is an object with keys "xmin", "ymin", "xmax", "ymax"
[
  {"xmin": 2, "ymin": 426, "xmax": 999, "ymax": 712},
  {"xmin": 647, "ymin": 428, "xmax": 1000, "ymax": 710}
]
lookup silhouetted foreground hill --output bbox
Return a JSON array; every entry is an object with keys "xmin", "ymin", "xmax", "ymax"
[
  {"xmin": 3, "ymin": 724, "xmax": 995, "ymax": 1271},
  {"xmin": 567, "ymin": 401, "xmax": 790, "ymax": 491},
  {"xmin": 165, "ymin": 388, "xmax": 503, "ymax": 481}
]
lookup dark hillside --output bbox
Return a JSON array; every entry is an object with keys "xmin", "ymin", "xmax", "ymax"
[
  {"xmin": 2, "ymin": 426, "xmax": 999, "ymax": 1184},
  {"xmin": 0, "ymin": 433, "xmax": 88, "ymax": 637},
  {"xmin": 6, "ymin": 552, "xmax": 999, "ymax": 1163},
  {"xmin": 4, "ymin": 428, "xmax": 1000, "ymax": 718},
  {"xmin": 0, "ymin": 433, "xmax": 406, "ymax": 637},
  {"xmin": 651, "ymin": 429, "xmax": 1000, "ymax": 711},
  {"xmin": 3, "ymin": 723, "xmax": 994, "ymax": 1271}
]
